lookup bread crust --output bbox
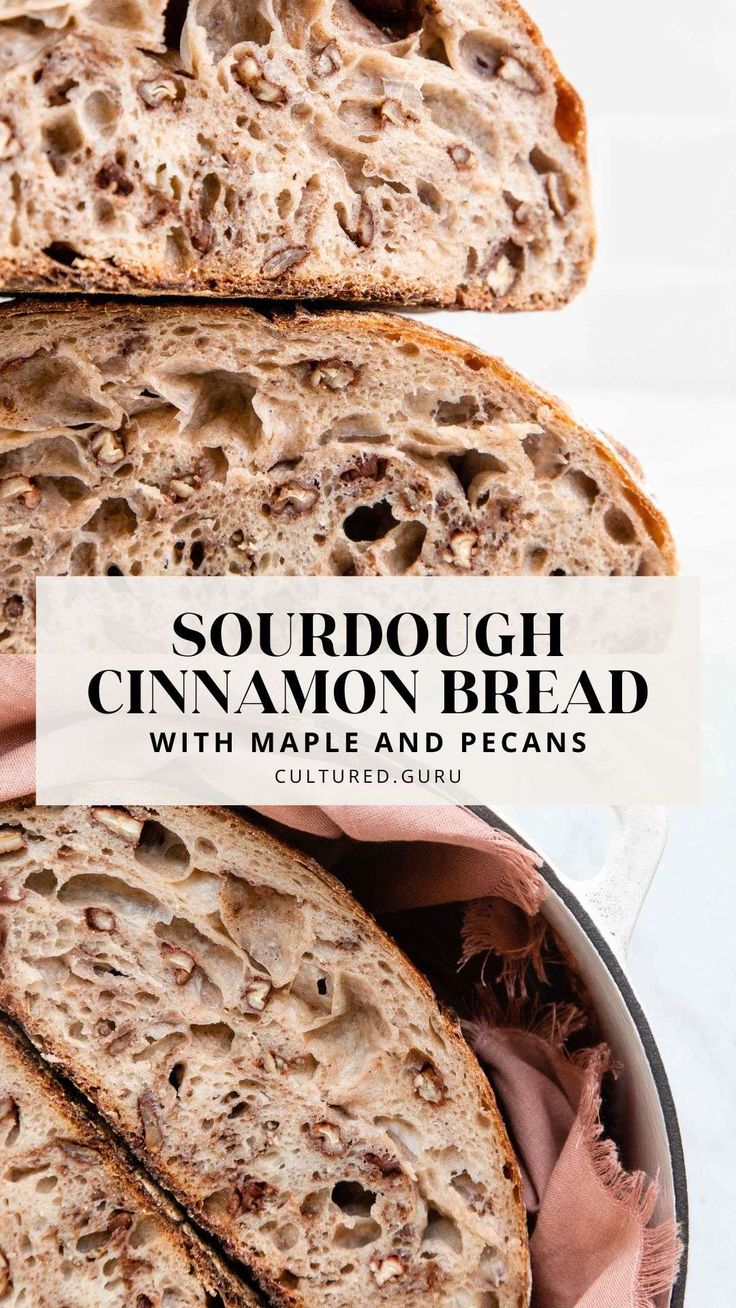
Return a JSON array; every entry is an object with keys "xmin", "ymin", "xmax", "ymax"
[
  {"xmin": 0, "ymin": 1015, "xmax": 263, "ymax": 1308},
  {"xmin": 0, "ymin": 0, "xmax": 594, "ymax": 308},
  {"xmin": 0, "ymin": 800, "xmax": 531, "ymax": 1308}
]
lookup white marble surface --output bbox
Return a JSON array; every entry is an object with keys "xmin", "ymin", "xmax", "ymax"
[{"xmin": 414, "ymin": 3, "xmax": 736, "ymax": 1302}]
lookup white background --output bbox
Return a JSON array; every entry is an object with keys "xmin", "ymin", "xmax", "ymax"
[{"xmin": 421, "ymin": 4, "xmax": 735, "ymax": 1304}]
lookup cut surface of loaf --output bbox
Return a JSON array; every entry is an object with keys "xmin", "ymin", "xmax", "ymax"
[
  {"xmin": 0, "ymin": 1017, "xmax": 262, "ymax": 1308},
  {"xmin": 0, "ymin": 803, "xmax": 530, "ymax": 1308},
  {"xmin": 0, "ymin": 301, "xmax": 675, "ymax": 651},
  {"xmin": 0, "ymin": 0, "xmax": 593, "ymax": 307}
]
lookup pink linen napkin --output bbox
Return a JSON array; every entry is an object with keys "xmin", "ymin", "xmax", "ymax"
[
  {"xmin": 0, "ymin": 660, "xmax": 682, "ymax": 1307},
  {"xmin": 256, "ymin": 805, "xmax": 681, "ymax": 1308},
  {"xmin": 0, "ymin": 655, "xmax": 35, "ymax": 802}
]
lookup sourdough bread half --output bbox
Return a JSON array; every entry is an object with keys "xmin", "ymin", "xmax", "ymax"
[
  {"xmin": 0, "ymin": 303, "xmax": 679, "ymax": 654},
  {"xmin": 0, "ymin": 0, "xmax": 593, "ymax": 307},
  {"xmin": 0, "ymin": 803, "xmax": 530, "ymax": 1308},
  {"xmin": 0, "ymin": 300, "xmax": 675, "ymax": 651},
  {"xmin": 0, "ymin": 1016, "xmax": 262, "ymax": 1308}
]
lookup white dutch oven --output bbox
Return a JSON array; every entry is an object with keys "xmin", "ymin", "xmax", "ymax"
[{"xmin": 471, "ymin": 804, "xmax": 688, "ymax": 1307}]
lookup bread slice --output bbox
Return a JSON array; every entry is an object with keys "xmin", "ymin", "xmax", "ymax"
[
  {"xmin": 0, "ymin": 299, "xmax": 675, "ymax": 652},
  {"xmin": 0, "ymin": 802, "xmax": 530, "ymax": 1308},
  {"xmin": 0, "ymin": 0, "xmax": 593, "ymax": 307},
  {"xmin": 0, "ymin": 1016, "xmax": 262, "ymax": 1308}
]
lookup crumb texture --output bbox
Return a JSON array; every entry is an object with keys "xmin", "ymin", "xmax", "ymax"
[
  {"xmin": 0, "ymin": 0, "xmax": 593, "ymax": 306},
  {"xmin": 0, "ymin": 803, "xmax": 529, "ymax": 1308},
  {"xmin": 0, "ymin": 1019, "xmax": 257, "ymax": 1308},
  {"xmin": 0, "ymin": 303, "xmax": 674, "ymax": 652}
]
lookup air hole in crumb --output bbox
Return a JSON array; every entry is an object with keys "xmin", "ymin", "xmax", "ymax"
[
  {"xmin": 604, "ymin": 506, "xmax": 637, "ymax": 544},
  {"xmin": 331, "ymin": 1181, "xmax": 376, "ymax": 1216},
  {"xmin": 522, "ymin": 431, "xmax": 567, "ymax": 480},
  {"xmin": 564, "ymin": 468, "xmax": 599, "ymax": 505},
  {"xmin": 348, "ymin": 0, "xmax": 423, "ymax": 39},
  {"xmin": 459, "ymin": 32, "xmax": 503, "ymax": 80},
  {"xmin": 422, "ymin": 1206, "xmax": 462, "ymax": 1252},
  {"xmin": 169, "ymin": 1062, "xmax": 186, "ymax": 1093},
  {"xmin": 135, "ymin": 819, "xmax": 190, "ymax": 871},
  {"xmin": 43, "ymin": 241, "xmax": 84, "ymax": 267},
  {"xmin": 84, "ymin": 90, "xmax": 119, "ymax": 134},
  {"xmin": 190, "ymin": 540, "xmax": 205, "ymax": 569},
  {"xmin": 199, "ymin": 172, "xmax": 221, "ymax": 219},
  {"xmin": 43, "ymin": 112, "xmax": 84, "ymax": 175},
  {"xmin": 343, "ymin": 499, "xmax": 399, "ymax": 542},
  {"xmin": 163, "ymin": 0, "xmax": 189, "ymax": 49},
  {"xmin": 24, "ymin": 868, "xmax": 58, "ymax": 896}
]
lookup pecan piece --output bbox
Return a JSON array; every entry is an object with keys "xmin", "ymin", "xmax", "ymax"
[
  {"xmin": 137, "ymin": 77, "xmax": 182, "ymax": 108},
  {"xmin": 412, "ymin": 1062, "xmax": 446, "ymax": 1103},
  {"xmin": 379, "ymin": 97, "xmax": 416, "ymax": 126},
  {"xmin": 271, "ymin": 481, "xmax": 319, "ymax": 516},
  {"xmin": 309, "ymin": 358, "xmax": 356, "ymax": 390},
  {"xmin": 448, "ymin": 143, "xmax": 475, "ymax": 171},
  {"xmin": 314, "ymin": 40, "xmax": 342, "ymax": 78},
  {"xmin": 57, "ymin": 1138, "xmax": 99, "ymax": 1164},
  {"xmin": 169, "ymin": 475, "xmax": 199, "ymax": 500},
  {"xmin": 242, "ymin": 976, "xmax": 271, "ymax": 1012},
  {"xmin": 90, "ymin": 427, "xmax": 125, "ymax": 465},
  {"xmin": 370, "ymin": 1256, "xmax": 405, "ymax": 1286},
  {"xmin": 545, "ymin": 171, "xmax": 571, "ymax": 218},
  {"xmin": 85, "ymin": 906, "xmax": 116, "ymax": 933},
  {"xmin": 449, "ymin": 532, "xmax": 478, "ymax": 570},
  {"xmin": 497, "ymin": 56, "xmax": 540, "ymax": 93},
  {"xmin": 233, "ymin": 55, "xmax": 286, "ymax": 105},
  {"xmin": 160, "ymin": 942, "xmax": 196, "ymax": 984},
  {"xmin": 0, "ymin": 828, "xmax": 25, "ymax": 856},
  {"xmin": 138, "ymin": 1090, "xmax": 164, "ymax": 1149},
  {"xmin": 0, "ymin": 475, "xmax": 39, "ymax": 508},
  {"xmin": 262, "ymin": 245, "xmax": 309, "ymax": 277},
  {"xmin": 307, "ymin": 1120, "xmax": 345, "ymax": 1156},
  {"xmin": 91, "ymin": 807, "xmax": 143, "ymax": 845}
]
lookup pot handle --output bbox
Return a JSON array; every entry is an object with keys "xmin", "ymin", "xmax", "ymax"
[{"xmin": 557, "ymin": 807, "xmax": 667, "ymax": 959}]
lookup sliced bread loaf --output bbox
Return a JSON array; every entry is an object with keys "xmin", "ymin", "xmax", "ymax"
[
  {"xmin": 0, "ymin": 802, "xmax": 530, "ymax": 1308},
  {"xmin": 0, "ymin": 1016, "xmax": 262, "ymax": 1308},
  {"xmin": 0, "ymin": 300, "xmax": 675, "ymax": 651},
  {"xmin": 0, "ymin": 0, "xmax": 593, "ymax": 306}
]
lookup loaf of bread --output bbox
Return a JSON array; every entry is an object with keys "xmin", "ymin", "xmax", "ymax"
[
  {"xmin": 0, "ymin": 300, "xmax": 675, "ymax": 651},
  {"xmin": 0, "ymin": 0, "xmax": 593, "ymax": 307},
  {"xmin": 0, "ymin": 803, "xmax": 530, "ymax": 1308},
  {"xmin": 0, "ymin": 1016, "xmax": 262, "ymax": 1308}
]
